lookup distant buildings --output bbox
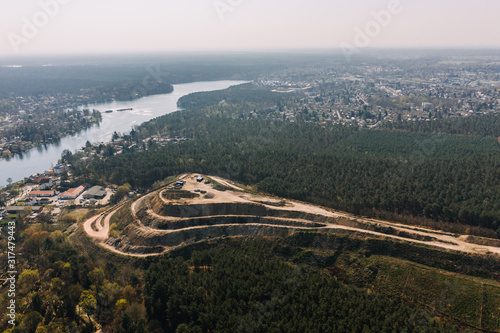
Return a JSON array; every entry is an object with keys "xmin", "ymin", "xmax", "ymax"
[{"xmin": 422, "ymin": 103, "xmax": 433, "ymax": 110}]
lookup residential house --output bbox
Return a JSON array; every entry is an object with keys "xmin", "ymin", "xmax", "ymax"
[
  {"xmin": 23, "ymin": 197, "xmax": 37, "ymax": 206},
  {"xmin": 53, "ymin": 163, "xmax": 68, "ymax": 175},
  {"xmin": 39, "ymin": 178, "xmax": 53, "ymax": 190}
]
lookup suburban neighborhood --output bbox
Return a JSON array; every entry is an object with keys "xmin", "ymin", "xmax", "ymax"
[{"xmin": 0, "ymin": 162, "xmax": 113, "ymax": 223}]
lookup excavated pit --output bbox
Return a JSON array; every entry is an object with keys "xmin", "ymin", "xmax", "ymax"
[
  {"xmin": 93, "ymin": 175, "xmax": 500, "ymax": 256},
  {"xmin": 115, "ymin": 223, "xmax": 308, "ymax": 252},
  {"xmin": 153, "ymin": 216, "xmax": 326, "ymax": 230},
  {"xmin": 118, "ymin": 201, "xmax": 328, "ymax": 251},
  {"xmin": 145, "ymin": 201, "xmax": 338, "ymax": 223},
  {"xmin": 121, "ymin": 199, "xmax": 445, "ymax": 253},
  {"xmin": 157, "ymin": 202, "xmax": 269, "ymax": 218},
  {"xmin": 139, "ymin": 202, "xmax": 429, "ymax": 240}
]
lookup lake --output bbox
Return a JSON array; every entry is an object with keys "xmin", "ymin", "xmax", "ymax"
[{"xmin": 0, "ymin": 80, "xmax": 247, "ymax": 187}]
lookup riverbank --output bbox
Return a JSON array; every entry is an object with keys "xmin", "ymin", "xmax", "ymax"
[
  {"xmin": 0, "ymin": 81, "xmax": 247, "ymax": 187},
  {"xmin": 0, "ymin": 111, "xmax": 102, "ymax": 161}
]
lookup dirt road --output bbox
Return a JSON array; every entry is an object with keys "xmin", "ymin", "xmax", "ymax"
[
  {"xmin": 83, "ymin": 203, "xmax": 166, "ymax": 257},
  {"xmin": 82, "ymin": 173, "xmax": 500, "ymax": 258}
]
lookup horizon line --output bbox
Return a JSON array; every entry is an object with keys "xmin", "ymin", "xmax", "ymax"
[{"xmin": 2, "ymin": 47, "xmax": 500, "ymax": 57}]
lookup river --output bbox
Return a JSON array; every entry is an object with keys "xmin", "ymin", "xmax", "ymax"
[{"xmin": 0, "ymin": 80, "xmax": 247, "ymax": 187}]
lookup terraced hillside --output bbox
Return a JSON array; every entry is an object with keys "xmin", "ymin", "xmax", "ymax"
[{"xmin": 83, "ymin": 174, "xmax": 500, "ymax": 257}]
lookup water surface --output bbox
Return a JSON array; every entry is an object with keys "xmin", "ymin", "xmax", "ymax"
[{"xmin": 0, "ymin": 80, "xmax": 246, "ymax": 187}]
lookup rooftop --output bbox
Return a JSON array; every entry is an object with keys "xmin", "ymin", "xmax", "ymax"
[
  {"xmin": 60, "ymin": 185, "xmax": 85, "ymax": 198},
  {"xmin": 84, "ymin": 185, "xmax": 106, "ymax": 197},
  {"xmin": 29, "ymin": 190, "xmax": 56, "ymax": 195}
]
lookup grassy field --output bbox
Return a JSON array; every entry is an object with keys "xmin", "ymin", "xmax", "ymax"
[
  {"xmin": 59, "ymin": 208, "xmax": 96, "ymax": 223},
  {"xmin": 109, "ymin": 201, "xmax": 134, "ymax": 235},
  {"xmin": 358, "ymin": 255, "xmax": 500, "ymax": 331}
]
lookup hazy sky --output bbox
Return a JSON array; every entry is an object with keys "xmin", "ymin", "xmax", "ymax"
[{"xmin": 1, "ymin": 0, "xmax": 499, "ymax": 55}]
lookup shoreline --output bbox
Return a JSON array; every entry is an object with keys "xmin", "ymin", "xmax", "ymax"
[{"xmin": 0, "ymin": 80, "xmax": 247, "ymax": 187}]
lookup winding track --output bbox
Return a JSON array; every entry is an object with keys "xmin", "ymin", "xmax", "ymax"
[
  {"xmin": 83, "ymin": 201, "xmax": 168, "ymax": 257},
  {"xmin": 82, "ymin": 174, "xmax": 500, "ymax": 257}
]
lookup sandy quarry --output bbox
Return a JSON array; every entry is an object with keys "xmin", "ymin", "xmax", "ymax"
[{"xmin": 83, "ymin": 173, "xmax": 500, "ymax": 257}]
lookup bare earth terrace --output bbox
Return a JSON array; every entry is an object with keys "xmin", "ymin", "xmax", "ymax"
[{"xmin": 83, "ymin": 174, "xmax": 500, "ymax": 257}]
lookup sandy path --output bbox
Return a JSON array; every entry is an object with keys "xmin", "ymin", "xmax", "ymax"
[
  {"xmin": 206, "ymin": 176, "xmax": 492, "ymax": 253},
  {"xmin": 83, "ymin": 214, "xmax": 105, "ymax": 239},
  {"xmin": 82, "ymin": 173, "xmax": 500, "ymax": 258},
  {"xmin": 209, "ymin": 176, "xmax": 245, "ymax": 191},
  {"xmin": 83, "ymin": 203, "xmax": 169, "ymax": 257},
  {"xmin": 83, "ymin": 203, "xmax": 130, "ymax": 240}
]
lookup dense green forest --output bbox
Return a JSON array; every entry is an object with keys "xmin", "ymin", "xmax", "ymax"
[
  {"xmin": 0, "ymin": 66, "xmax": 172, "ymax": 100},
  {"xmin": 383, "ymin": 113, "xmax": 500, "ymax": 137},
  {"xmin": 3, "ymin": 215, "xmax": 481, "ymax": 332},
  {"xmin": 0, "ymin": 53, "xmax": 316, "ymax": 98},
  {"xmin": 177, "ymin": 83, "xmax": 293, "ymax": 109},
  {"xmin": 74, "ymin": 107, "xmax": 500, "ymax": 237},
  {"xmin": 144, "ymin": 246, "xmax": 456, "ymax": 333}
]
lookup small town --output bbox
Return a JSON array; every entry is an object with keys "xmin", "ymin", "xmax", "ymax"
[
  {"xmin": 254, "ymin": 57, "xmax": 500, "ymax": 125},
  {"xmin": 0, "ymin": 162, "xmax": 117, "ymax": 224}
]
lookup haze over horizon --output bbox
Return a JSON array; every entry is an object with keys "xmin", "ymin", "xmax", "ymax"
[{"xmin": 1, "ymin": 0, "xmax": 499, "ymax": 56}]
